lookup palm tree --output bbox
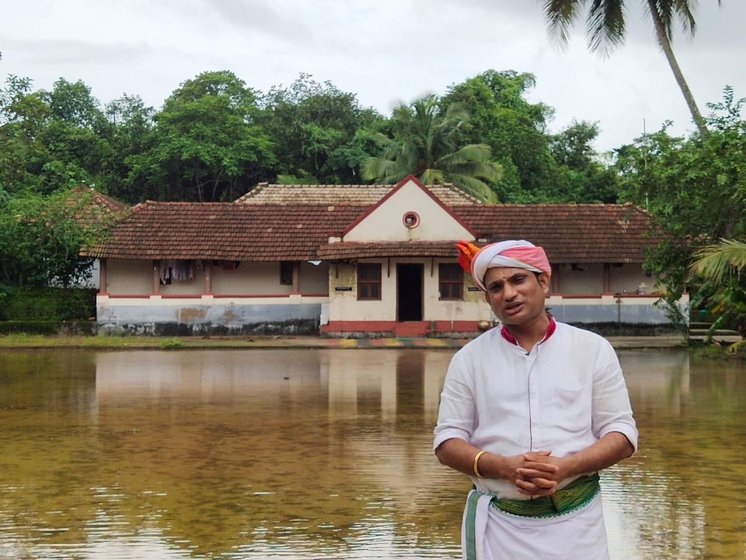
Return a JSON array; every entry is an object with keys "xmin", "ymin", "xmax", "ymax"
[
  {"xmin": 690, "ymin": 239, "xmax": 746, "ymax": 337},
  {"xmin": 690, "ymin": 239, "xmax": 746, "ymax": 282},
  {"xmin": 362, "ymin": 95, "xmax": 503, "ymax": 202},
  {"xmin": 540, "ymin": 0, "xmax": 721, "ymax": 138}
]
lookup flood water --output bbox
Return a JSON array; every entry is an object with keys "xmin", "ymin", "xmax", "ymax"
[{"xmin": 0, "ymin": 348, "xmax": 744, "ymax": 560}]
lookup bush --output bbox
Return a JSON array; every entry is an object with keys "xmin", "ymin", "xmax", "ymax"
[
  {"xmin": 0, "ymin": 321, "xmax": 61, "ymax": 335},
  {"xmin": 0, "ymin": 320, "xmax": 96, "ymax": 335},
  {"xmin": 4, "ymin": 287, "xmax": 96, "ymax": 321}
]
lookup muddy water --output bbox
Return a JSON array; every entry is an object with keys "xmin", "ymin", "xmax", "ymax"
[{"xmin": 0, "ymin": 348, "xmax": 743, "ymax": 559}]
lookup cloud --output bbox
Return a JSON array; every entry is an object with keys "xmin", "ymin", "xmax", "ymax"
[
  {"xmin": 202, "ymin": 0, "xmax": 314, "ymax": 44},
  {"xmin": 1, "ymin": 0, "xmax": 744, "ymax": 152},
  {"xmin": 4, "ymin": 38, "xmax": 152, "ymax": 66}
]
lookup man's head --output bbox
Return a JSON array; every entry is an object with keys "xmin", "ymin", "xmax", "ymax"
[
  {"xmin": 467, "ymin": 240, "xmax": 551, "ymax": 328},
  {"xmin": 470, "ymin": 240, "xmax": 551, "ymax": 291}
]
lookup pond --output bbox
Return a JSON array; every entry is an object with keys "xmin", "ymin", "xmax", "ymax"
[{"xmin": 0, "ymin": 348, "xmax": 744, "ymax": 559}]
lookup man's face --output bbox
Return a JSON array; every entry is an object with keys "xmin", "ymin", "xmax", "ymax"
[{"xmin": 483, "ymin": 266, "xmax": 549, "ymax": 327}]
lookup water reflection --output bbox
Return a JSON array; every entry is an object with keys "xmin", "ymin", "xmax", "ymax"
[
  {"xmin": 0, "ymin": 348, "xmax": 744, "ymax": 559},
  {"xmin": 607, "ymin": 351, "xmax": 746, "ymax": 560}
]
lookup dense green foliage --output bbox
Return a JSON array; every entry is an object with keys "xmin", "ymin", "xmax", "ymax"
[
  {"xmin": 2, "ymin": 286, "xmax": 96, "ymax": 321},
  {"xmin": 615, "ymin": 87, "xmax": 746, "ymax": 329},
  {"xmin": 0, "ymin": 69, "xmax": 615, "ymax": 204},
  {"xmin": 442, "ymin": 70, "xmax": 558, "ymax": 201},
  {"xmin": 362, "ymin": 95, "xmax": 503, "ymax": 202},
  {"xmin": 260, "ymin": 74, "xmax": 385, "ymax": 184},
  {"xmin": 0, "ymin": 188, "xmax": 113, "ymax": 288},
  {"xmin": 690, "ymin": 241, "xmax": 746, "ymax": 336}
]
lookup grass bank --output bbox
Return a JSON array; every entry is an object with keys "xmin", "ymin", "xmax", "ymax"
[{"xmin": 0, "ymin": 334, "xmax": 293, "ymax": 350}]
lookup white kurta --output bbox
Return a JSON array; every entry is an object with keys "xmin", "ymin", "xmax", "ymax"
[{"xmin": 434, "ymin": 321, "xmax": 638, "ymax": 559}]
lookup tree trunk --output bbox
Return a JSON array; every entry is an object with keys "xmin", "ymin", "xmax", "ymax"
[{"xmin": 647, "ymin": 0, "xmax": 708, "ymax": 138}]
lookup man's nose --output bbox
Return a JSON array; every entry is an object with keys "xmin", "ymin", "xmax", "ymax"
[{"xmin": 502, "ymin": 283, "xmax": 517, "ymax": 299}]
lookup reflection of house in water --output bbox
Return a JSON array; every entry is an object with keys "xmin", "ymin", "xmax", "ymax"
[
  {"xmin": 94, "ymin": 349, "xmax": 451, "ymax": 420},
  {"xmin": 94, "ymin": 349, "xmax": 693, "ymax": 422},
  {"xmin": 90, "ymin": 348, "xmax": 464, "ymax": 547},
  {"xmin": 323, "ymin": 349, "xmax": 452, "ymax": 424},
  {"xmin": 603, "ymin": 350, "xmax": 746, "ymax": 560}
]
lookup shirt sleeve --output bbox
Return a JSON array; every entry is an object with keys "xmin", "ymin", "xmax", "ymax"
[
  {"xmin": 433, "ymin": 350, "xmax": 477, "ymax": 452},
  {"xmin": 592, "ymin": 342, "xmax": 639, "ymax": 452}
]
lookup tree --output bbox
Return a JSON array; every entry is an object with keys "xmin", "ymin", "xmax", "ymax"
[
  {"xmin": 145, "ymin": 70, "xmax": 274, "ymax": 201},
  {"xmin": 550, "ymin": 120, "xmax": 619, "ymax": 202},
  {"xmin": 540, "ymin": 0, "xmax": 721, "ymax": 138},
  {"xmin": 692, "ymin": 239, "xmax": 746, "ymax": 283},
  {"xmin": 0, "ymin": 77, "xmax": 113, "ymax": 195},
  {"xmin": 361, "ymin": 95, "xmax": 503, "ymax": 202},
  {"xmin": 38, "ymin": 78, "xmax": 113, "ymax": 193},
  {"xmin": 442, "ymin": 70, "xmax": 559, "ymax": 201},
  {"xmin": 690, "ymin": 239, "xmax": 746, "ymax": 336},
  {"xmin": 0, "ymin": 75, "xmax": 50, "ymax": 194},
  {"xmin": 102, "ymin": 94, "xmax": 156, "ymax": 204},
  {"xmin": 615, "ymin": 87, "xmax": 746, "ymax": 331},
  {"xmin": 0, "ymin": 189, "xmax": 112, "ymax": 287},
  {"xmin": 260, "ymin": 74, "xmax": 384, "ymax": 183}
]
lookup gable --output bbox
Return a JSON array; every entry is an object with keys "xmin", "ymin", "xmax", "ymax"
[{"xmin": 343, "ymin": 177, "xmax": 475, "ymax": 242}]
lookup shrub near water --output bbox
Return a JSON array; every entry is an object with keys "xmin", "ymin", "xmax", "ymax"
[
  {"xmin": 0, "ymin": 321, "xmax": 61, "ymax": 335},
  {"xmin": 3, "ymin": 287, "xmax": 96, "ymax": 321}
]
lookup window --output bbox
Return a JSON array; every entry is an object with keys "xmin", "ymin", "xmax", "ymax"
[
  {"xmin": 280, "ymin": 261, "xmax": 293, "ymax": 285},
  {"xmin": 357, "ymin": 263, "xmax": 382, "ymax": 300},
  {"xmin": 402, "ymin": 211, "xmax": 420, "ymax": 228},
  {"xmin": 439, "ymin": 263, "xmax": 463, "ymax": 300}
]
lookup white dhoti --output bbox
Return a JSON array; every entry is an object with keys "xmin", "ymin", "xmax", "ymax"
[{"xmin": 462, "ymin": 490, "xmax": 609, "ymax": 560}]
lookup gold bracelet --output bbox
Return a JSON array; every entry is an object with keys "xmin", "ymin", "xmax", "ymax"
[{"xmin": 473, "ymin": 450, "xmax": 487, "ymax": 478}]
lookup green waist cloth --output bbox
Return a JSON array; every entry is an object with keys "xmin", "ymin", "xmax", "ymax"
[{"xmin": 491, "ymin": 473, "xmax": 600, "ymax": 518}]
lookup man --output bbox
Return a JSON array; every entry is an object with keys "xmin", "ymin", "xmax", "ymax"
[{"xmin": 434, "ymin": 240, "xmax": 637, "ymax": 560}]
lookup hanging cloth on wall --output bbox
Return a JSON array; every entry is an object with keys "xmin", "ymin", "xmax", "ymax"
[{"xmin": 159, "ymin": 260, "xmax": 194, "ymax": 284}]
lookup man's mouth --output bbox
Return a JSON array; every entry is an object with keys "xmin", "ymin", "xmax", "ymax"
[{"xmin": 503, "ymin": 302, "xmax": 523, "ymax": 315}]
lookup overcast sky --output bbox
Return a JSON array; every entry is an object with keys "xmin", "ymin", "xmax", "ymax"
[{"xmin": 2, "ymin": 0, "xmax": 744, "ymax": 152}]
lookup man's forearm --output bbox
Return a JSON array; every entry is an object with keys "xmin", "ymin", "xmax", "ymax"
[
  {"xmin": 435, "ymin": 438, "xmax": 555, "ymax": 482},
  {"xmin": 559, "ymin": 431, "xmax": 634, "ymax": 478},
  {"xmin": 435, "ymin": 438, "xmax": 485, "ymax": 477},
  {"xmin": 436, "ymin": 432, "xmax": 634, "ymax": 490}
]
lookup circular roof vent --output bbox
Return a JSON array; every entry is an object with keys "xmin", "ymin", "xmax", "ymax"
[{"xmin": 402, "ymin": 211, "xmax": 420, "ymax": 229}]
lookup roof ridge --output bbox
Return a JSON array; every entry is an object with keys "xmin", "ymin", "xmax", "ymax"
[{"xmin": 453, "ymin": 202, "xmax": 633, "ymax": 208}]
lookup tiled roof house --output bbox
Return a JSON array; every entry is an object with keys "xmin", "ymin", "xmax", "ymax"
[{"xmin": 90, "ymin": 176, "xmax": 682, "ymax": 336}]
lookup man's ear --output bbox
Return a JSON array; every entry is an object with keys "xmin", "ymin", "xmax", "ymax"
[{"xmin": 537, "ymin": 273, "xmax": 550, "ymax": 291}]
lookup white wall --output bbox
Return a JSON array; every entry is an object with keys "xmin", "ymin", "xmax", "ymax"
[
  {"xmin": 427, "ymin": 259, "xmax": 492, "ymax": 322},
  {"xmin": 107, "ymin": 259, "xmax": 152, "ymax": 294},
  {"xmin": 344, "ymin": 180, "xmax": 473, "ymax": 242},
  {"xmin": 610, "ymin": 264, "xmax": 651, "ymax": 295},
  {"xmin": 556, "ymin": 263, "xmax": 603, "ymax": 295},
  {"xmin": 328, "ymin": 260, "xmax": 393, "ymax": 321},
  {"xmin": 212, "ymin": 262, "xmax": 290, "ymax": 295}
]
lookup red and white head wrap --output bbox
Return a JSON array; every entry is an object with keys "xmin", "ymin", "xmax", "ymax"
[{"xmin": 469, "ymin": 240, "xmax": 551, "ymax": 292}]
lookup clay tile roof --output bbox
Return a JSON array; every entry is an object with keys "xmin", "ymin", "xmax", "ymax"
[
  {"xmin": 235, "ymin": 182, "xmax": 482, "ymax": 206},
  {"xmin": 452, "ymin": 204, "xmax": 657, "ymax": 263},
  {"xmin": 68, "ymin": 185, "xmax": 129, "ymax": 228},
  {"xmin": 86, "ymin": 198, "xmax": 657, "ymax": 264},
  {"xmin": 74, "ymin": 186, "xmax": 128, "ymax": 213},
  {"xmin": 85, "ymin": 202, "xmax": 365, "ymax": 260}
]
